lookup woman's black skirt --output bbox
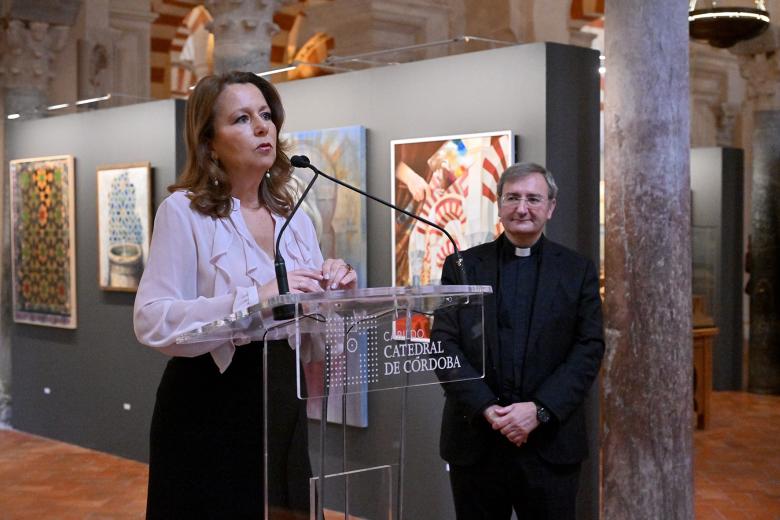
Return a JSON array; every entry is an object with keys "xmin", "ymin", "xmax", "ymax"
[{"xmin": 146, "ymin": 340, "xmax": 311, "ymax": 519}]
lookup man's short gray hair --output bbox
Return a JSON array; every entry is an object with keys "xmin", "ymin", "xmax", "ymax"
[{"xmin": 497, "ymin": 162, "xmax": 559, "ymax": 200}]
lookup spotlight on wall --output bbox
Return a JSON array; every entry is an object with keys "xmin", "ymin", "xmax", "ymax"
[{"xmin": 689, "ymin": 1, "xmax": 771, "ymax": 48}]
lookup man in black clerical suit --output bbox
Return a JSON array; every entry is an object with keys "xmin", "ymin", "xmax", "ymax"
[{"xmin": 433, "ymin": 162, "xmax": 604, "ymax": 519}]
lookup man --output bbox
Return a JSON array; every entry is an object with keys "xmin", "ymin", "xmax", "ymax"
[{"xmin": 433, "ymin": 162, "xmax": 604, "ymax": 519}]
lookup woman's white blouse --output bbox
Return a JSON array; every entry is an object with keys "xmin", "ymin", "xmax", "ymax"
[{"xmin": 133, "ymin": 191, "xmax": 324, "ymax": 373}]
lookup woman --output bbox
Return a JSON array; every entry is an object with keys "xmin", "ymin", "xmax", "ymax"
[{"xmin": 134, "ymin": 71, "xmax": 356, "ymax": 519}]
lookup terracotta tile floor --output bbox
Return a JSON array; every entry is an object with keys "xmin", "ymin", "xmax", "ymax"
[
  {"xmin": 0, "ymin": 429, "xmax": 359, "ymax": 519},
  {"xmin": 694, "ymin": 391, "xmax": 780, "ymax": 520},
  {"xmin": 0, "ymin": 429, "xmax": 147, "ymax": 519},
  {"xmin": 0, "ymin": 391, "xmax": 778, "ymax": 519}
]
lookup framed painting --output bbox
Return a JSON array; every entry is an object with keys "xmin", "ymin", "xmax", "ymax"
[
  {"xmin": 391, "ymin": 130, "xmax": 514, "ymax": 287},
  {"xmin": 283, "ymin": 125, "xmax": 367, "ymax": 288},
  {"xmin": 96, "ymin": 162, "xmax": 152, "ymax": 292},
  {"xmin": 283, "ymin": 125, "xmax": 368, "ymax": 427},
  {"xmin": 10, "ymin": 155, "xmax": 77, "ymax": 328}
]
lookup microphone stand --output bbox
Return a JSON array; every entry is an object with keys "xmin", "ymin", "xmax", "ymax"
[
  {"xmin": 272, "ymin": 168, "xmax": 320, "ymax": 320},
  {"xmin": 291, "ymin": 155, "xmax": 469, "ymax": 286}
]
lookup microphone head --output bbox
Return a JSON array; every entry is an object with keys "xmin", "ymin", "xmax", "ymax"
[{"xmin": 290, "ymin": 155, "xmax": 310, "ymax": 168}]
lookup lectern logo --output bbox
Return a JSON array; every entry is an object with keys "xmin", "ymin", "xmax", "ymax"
[{"xmin": 382, "ymin": 339, "xmax": 461, "ymax": 376}]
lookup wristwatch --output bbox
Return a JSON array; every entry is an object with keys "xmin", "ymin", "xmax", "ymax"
[{"xmin": 535, "ymin": 402, "xmax": 551, "ymax": 424}]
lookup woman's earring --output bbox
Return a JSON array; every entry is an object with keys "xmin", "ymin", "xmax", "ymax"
[
  {"xmin": 212, "ymin": 177, "xmax": 219, "ymax": 186},
  {"xmin": 265, "ymin": 170, "xmax": 271, "ymax": 179}
]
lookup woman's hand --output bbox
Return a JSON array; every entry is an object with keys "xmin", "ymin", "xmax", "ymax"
[
  {"xmin": 320, "ymin": 258, "xmax": 357, "ymax": 290},
  {"xmin": 258, "ymin": 269, "xmax": 324, "ymax": 301}
]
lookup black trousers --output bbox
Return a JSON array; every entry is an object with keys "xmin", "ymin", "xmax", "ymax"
[
  {"xmin": 146, "ymin": 341, "xmax": 311, "ymax": 519},
  {"xmin": 449, "ymin": 434, "xmax": 580, "ymax": 520}
]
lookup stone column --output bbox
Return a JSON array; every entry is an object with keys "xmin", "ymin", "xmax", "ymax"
[
  {"xmin": 690, "ymin": 42, "xmax": 739, "ymax": 147},
  {"xmin": 109, "ymin": 0, "xmax": 157, "ymax": 101},
  {"xmin": 203, "ymin": 0, "xmax": 284, "ymax": 74},
  {"xmin": 602, "ymin": 1, "xmax": 693, "ymax": 519},
  {"xmin": 79, "ymin": 0, "xmax": 117, "ymax": 104},
  {"xmin": 301, "ymin": 0, "xmax": 454, "ymax": 64},
  {"xmin": 716, "ymin": 102, "xmax": 740, "ymax": 147},
  {"xmin": 732, "ymin": 27, "xmax": 780, "ymax": 395},
  {"xmin": 0, "ymin": 20, "xmax": 70, "ymax": 115},
  {"xmin": 75, "ymin": 0, "xmax": 156, "ymax": 105}
]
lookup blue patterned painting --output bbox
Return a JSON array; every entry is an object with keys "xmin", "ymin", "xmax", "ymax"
[{"xmin": 97, "ymin": 162, "xmax": 151, "ymax": 291}]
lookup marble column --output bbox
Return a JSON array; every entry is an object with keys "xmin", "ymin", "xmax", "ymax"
[
  {"xmin": 732, "ymin": 28, "xmax": 780, "ymax": 395},
  {"xmin": 602, "ymin": 1, "xmax": 693, "ymax": 519},
  {"xmin": 203, "ymin": 0, "xmax": 284, "ymax": 74}
]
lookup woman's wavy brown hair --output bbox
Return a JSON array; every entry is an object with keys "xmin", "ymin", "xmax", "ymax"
[{"xmin": 169, "ymin": 71, "xmax": 294, "ymax": 218}]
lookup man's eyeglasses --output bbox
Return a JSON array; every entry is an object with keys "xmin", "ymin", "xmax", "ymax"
[{"xmin": 500, "ymin": 194, "xmax": 548, "ymax": 208}]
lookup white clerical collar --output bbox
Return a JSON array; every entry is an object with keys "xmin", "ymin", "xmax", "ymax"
[{"xmin": 504, "ymin": 234, "xmax": 543, "ymax": 258}]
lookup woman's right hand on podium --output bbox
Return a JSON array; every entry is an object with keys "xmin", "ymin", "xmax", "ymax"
[{"xmin": 257, "ymin": 268, "xmax": 325, "ymax": 301}]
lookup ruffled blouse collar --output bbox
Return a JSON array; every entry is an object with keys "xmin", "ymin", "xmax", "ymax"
[{"xmin": 209, "ymin": 198, "xmax": 314, "ymax": 288}]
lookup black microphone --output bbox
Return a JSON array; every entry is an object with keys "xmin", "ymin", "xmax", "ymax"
[
  {"xmin": 290, "ymin": 155, "xmax": 469, "ymax": 286},
  {"xmin": 290, "ymin": 154, "xmax": 311, "ymax": 168},
  {"xmin": 272, "ymin": 162, "xmax": 321, "ymax": 320}
]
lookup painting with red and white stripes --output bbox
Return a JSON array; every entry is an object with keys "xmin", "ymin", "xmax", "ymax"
[{"xmin": 391, "ymin": 131, "xmax": 514, "ymax": 287}]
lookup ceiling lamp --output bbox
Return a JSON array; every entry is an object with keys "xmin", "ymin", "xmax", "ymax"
[{"xmin": 689, "ymin": 1, "xmax": 771, "ymax": 48}]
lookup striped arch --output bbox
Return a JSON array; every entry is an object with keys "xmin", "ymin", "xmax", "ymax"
[
  {"xmin": 150, "ymin": 1, "xmax": 320, "ymax": 99},
  {"xmin": 150, "ymin": 0, "xmax": 201, "ymax": 99}
]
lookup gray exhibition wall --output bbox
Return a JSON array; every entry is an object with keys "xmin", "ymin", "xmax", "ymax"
[
  {"xmin": 690, "ymin": 147, "xmax": 744, "ymax": 390},
  {"xmin": 7, "ymin": 99, "xmax": 185, "ymax": 460},
  {"xmin": 8, "ymin": 42, "xmax": 600, "ymax": 519}
]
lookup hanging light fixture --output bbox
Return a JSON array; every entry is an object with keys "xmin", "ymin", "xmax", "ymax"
[{"xmin": 689, "ymin": 1, "xmax": 771, "ymax": 48}]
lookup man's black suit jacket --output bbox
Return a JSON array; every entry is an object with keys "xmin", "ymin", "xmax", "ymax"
[{"xmin": 433, "ymin": 234, "xmax": 604, "ymax": 467}]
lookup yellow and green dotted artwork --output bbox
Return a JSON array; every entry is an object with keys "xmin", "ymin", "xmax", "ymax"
[{"xmin": 10, "ymin": 155, "xmax": 77, "ymax": 328}]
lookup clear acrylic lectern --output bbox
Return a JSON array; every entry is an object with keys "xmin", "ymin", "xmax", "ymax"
[{"xmin": 178, "ymin": 285, "xmax": 490, "ymax": 520}]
